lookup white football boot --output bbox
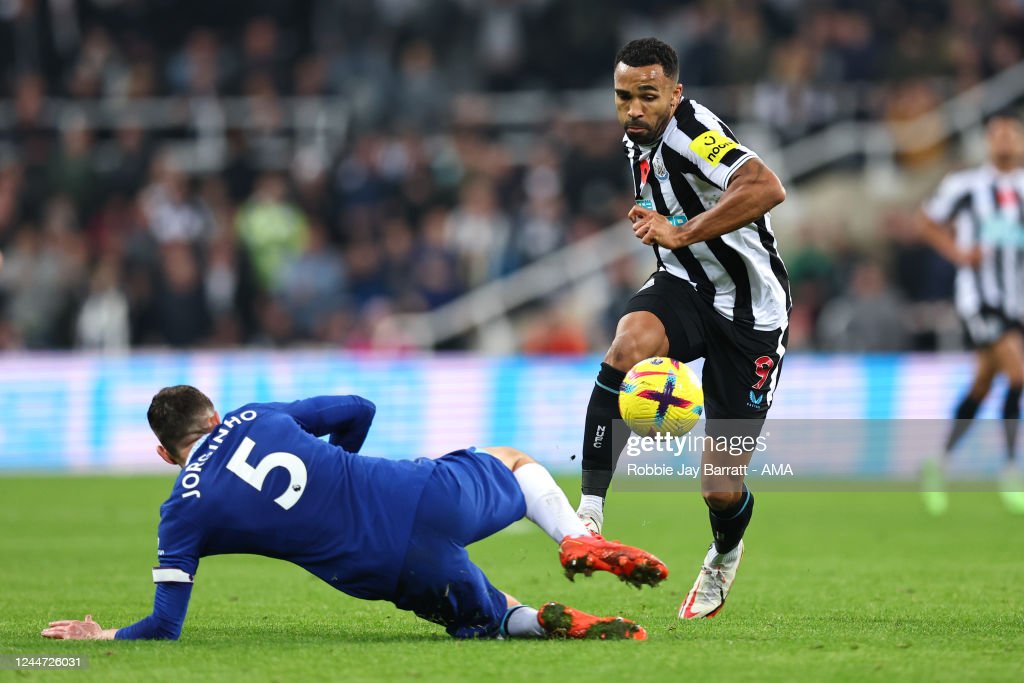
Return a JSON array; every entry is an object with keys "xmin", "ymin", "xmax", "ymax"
[
  {"xmin": 678, "ymin": 540, "xmax": 744, "ymax": 619},
  {"xmin": 920, "ymin": 457, "xmax": 949, "ymax": 516},
  {"xmin": 999, "ymin": 465, "xmax": 1024, "ymax": 515}
]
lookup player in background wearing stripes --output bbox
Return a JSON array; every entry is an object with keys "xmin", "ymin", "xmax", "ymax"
[
  {"xmin": 575, "ymin": 38, "xmax": 790, "ymax": 620},
  {"xmin": 918, "ymin": 114, "xmax": 1024, "ymax": 515},
  {"xmin": 41, "ymin": 386, "xmax": 667, "ymax": 642}
]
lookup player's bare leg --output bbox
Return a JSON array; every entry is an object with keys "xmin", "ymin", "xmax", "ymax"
[
  {"xmin": 578, "ymin": 311, "xmax": 670, "ymax": 535},
  {"xmin": 992, "ymin": 331, "xmax": 1024, "ymax": 513},
  {"xmin": 923, "ymin": 344, "xmax": 998, "ymax": 515},
  {"xmin": 680, "ymin": 442, "xmax": 755, "ymax": 619},
  {"xmin": 482, "ymin": 446, "xmax": 667, "ymax": 588},
  {"xmin": 497, "ymin": 592, "xmax": 544, "ymax": 637}
]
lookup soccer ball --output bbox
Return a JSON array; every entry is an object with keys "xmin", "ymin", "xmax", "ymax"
[{"xmin": 619, "ymin": 357, "xmax": 703, "ymax": 437}]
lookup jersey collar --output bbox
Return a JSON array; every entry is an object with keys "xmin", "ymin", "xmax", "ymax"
[{"xmin": 184, "ymin": 434, "xmax": 210, "ymax": 466}]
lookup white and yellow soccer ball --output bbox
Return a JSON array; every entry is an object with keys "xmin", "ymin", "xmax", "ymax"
[{"xmin": 619, "ymin": 357, "xmax": 703, "ymax": 437}]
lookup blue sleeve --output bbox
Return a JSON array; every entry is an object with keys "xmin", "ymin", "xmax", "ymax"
[
  {"xmin": 262, "ymin": 395, "xmax": 376, "ymax": 453},
  {"xmin": 120, "ymin": 499, "xmax": 203, "ymax": 640},
  {"xmin": 114, "ymin": 582, "xmax": 193, "ymax": 640}
]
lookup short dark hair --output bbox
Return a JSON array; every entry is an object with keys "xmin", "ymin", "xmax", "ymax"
[
  {"xmin": 615, "ymin": 38, "xmax": 679, "ymax": 81},
  {"xmin": 985, "ymin": 109, "xmax": 1021, "ymax": 126},
  {"xmin": 147, "ymin": 385, "xmax": 216, "ymax": 453}
]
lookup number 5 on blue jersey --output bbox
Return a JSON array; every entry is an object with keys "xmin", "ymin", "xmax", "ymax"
[{"xmin": 226, "ymin": 437, "xmax": 308, "ymax": 510}]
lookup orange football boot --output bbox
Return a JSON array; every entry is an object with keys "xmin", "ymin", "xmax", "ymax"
[
  {"xmin": 537, "ymin": 602, "xmax": 647, "ymax": 641},
  {"xmin": 559, "ymin": 534, "xmax": 668, "ymax": 588}
]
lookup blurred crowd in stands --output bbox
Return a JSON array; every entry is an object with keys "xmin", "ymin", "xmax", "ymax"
[{"xmin": 0, "ymin": 0, "xmax": 1022, "ymax": 352}]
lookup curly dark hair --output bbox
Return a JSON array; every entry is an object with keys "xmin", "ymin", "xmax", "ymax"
[
  {"xmin": 147, "ymin": 385, "xmax": 216, "ymax": 454},
  {"xmin": 614, "ymin": 37, "xmax": 679, "ymax": 81}
]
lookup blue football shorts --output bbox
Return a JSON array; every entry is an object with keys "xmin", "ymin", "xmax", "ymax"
[{"xmin": 393, "ymin": 447, "xmax": 527, "ymax": 638}]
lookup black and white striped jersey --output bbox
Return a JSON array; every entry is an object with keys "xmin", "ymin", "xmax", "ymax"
[
  {"xmin": 923, "ymin": 164, "xmax": 1024, "ymax": 321},
  {"xmin": 625, "ymin": 98, "xmax": 791, "ymax": 331}
]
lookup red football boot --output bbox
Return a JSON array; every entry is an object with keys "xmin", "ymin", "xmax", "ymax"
[
  {"xmin": 559, "ymin": 534, "xmax": 669, "ymax": 588},
  {"xmin": 537, "ymin": 602, "xmax": 647, "ymax": 641}
]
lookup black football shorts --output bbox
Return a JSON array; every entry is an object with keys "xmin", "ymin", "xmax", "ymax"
[
  {"xmin": 622, "ymin": 270, "xmax": 788, "ymax": 437},
  {"xmin": 961, "ymin": 306, "xmax": 1021, "ymax": 349}
]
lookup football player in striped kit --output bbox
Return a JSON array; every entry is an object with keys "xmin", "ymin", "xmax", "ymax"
[
  {"xmin": 918, "ymin": 114, "xmax": 1024, "ymax": 515},
  {"xmin": 576, "ymin": 38, "xmax": 791, "ymax": 620}
]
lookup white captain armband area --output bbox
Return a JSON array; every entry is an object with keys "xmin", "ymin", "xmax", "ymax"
[{"xmin": 152, "ymin": 567, "xmax": 194, "ymax": 584}]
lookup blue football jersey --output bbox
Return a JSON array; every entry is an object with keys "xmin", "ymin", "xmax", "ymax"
[{"xmin": 155, "ymin": 396, "xmax": 436, "ymax": 601}]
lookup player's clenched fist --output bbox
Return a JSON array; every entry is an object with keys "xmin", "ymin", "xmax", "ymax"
[{"xmin": 628, "ymin": 205, "xmax": 688, "ymax": 249}]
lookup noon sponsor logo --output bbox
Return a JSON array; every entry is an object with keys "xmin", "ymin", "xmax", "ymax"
[{"xmin": 689, "ymin": 131, "xmax": 738, "ymax": 167}]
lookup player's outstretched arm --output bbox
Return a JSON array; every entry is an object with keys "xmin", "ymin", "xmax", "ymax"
[
  {"xmin": 630, "ymin": 158, "xmax": 785, "ymax": 249},
  {"xmin": 42, "ymin": 581, "xmax": 194, "ymax": 641},
  {"xmin": 272, "ymin": 395, "xmax": 377, "ymax": 452}
]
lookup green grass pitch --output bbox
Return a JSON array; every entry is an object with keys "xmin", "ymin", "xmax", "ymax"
[{"xmin": 1, "ymin": 475, "xmax": 1022, "ymax": 682}]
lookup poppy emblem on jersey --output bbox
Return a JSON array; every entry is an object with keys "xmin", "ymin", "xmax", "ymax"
[
  {"xmin": 996, "ymin": 186, "xmax": 1019, "ymax": 208},
  {"xmin": 653, "ymin": 154, "xmax": 669, "ymax": 181},
  {"xmin": 639, "ymin": 160, "xmax": 651, "ymax": 188}
]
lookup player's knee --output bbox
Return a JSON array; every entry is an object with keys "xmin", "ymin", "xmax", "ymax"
[
  {"xmin": 968, "ymin": 379, "xmax": 992, "ymax": 400},
  {"xmin": 968, "ymin": 370, "xmax": 994, "ymax": 398},
  {"xmin": 999, "ymin": 358, "xmax": 1024, "ymax": 385},
  {"xmin": 703, "ymin": 489, "xmax": 743, "ymax": 511},
  {"xmin": 605, "ymin": 315, "xmax": 668, "ymax": 371},
  {"xmin": 508, "ymin": 449, "xmax": 536, "ymax": 470},
  {"xmin": 481, "ymin": 446, "xmax": 535, "ymax": 471}
]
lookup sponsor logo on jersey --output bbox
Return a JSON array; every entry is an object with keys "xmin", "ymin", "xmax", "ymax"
[
  {"xmin": 689, "ymin": 131, "xmax": 738, "ymax": 167},
  {"xmin": 635, "ymin": 200, "xmax": 687, "ymax": 226},
  {"xmin": 747, "ymin": 390, "xmax": 766, "ymax": 410},
  {"xmin": 981, "ymin": 217, "xmax": 1024, "ymax": 246},
  {"xmin": 653, "ymin": 154, "xmax": 669, "ymax": 180},
  {"xmin": 693, "ymin": 177, "xmax": 723, "ymax": 206}
]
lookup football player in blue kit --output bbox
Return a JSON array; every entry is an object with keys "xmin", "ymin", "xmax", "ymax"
[{"xmin": 41, "ymin": 386, "xmax": 668, "ymax": 642}]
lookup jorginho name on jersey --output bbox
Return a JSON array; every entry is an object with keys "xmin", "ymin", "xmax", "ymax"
[
  {"xmin": 155, "ymin": 396, "xmax": 435, "ymax": 601},
  {"xmin": 626, "ymin": 98, "xmax": 791, "ymax": 331}
]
